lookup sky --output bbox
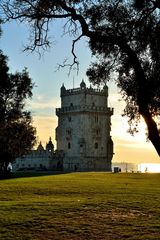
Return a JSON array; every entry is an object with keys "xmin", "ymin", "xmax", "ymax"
[{"xmin": 0, "ymin": 20, "xmax": 160, "ymax": 165}]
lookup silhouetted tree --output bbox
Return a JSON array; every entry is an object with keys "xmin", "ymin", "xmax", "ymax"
[
  {"xmin": 133, "ymin": 0, "xmax": 160, "ymax": 10},
  {"xmin": 0, "ymin": 51, "xmax": 36, "ymax": 178},
  {"xmin": 1, "ymin": 0, "xmax": 160, "ymax": 155}
]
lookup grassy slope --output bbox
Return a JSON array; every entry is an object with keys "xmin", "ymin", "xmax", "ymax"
[{"xmin": 0, "ymin": 172, "xmax": 160, "ymax": 240}]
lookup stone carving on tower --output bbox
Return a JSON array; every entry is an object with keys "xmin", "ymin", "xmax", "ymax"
[{"xmin": 56, "ymin": 80, "xmax": 114, "ymax": 171}]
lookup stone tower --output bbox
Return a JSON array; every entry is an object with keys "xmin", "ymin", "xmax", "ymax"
[{"xmin": 55, "ymin": 80, "xmax": 114, "ymax": 171}]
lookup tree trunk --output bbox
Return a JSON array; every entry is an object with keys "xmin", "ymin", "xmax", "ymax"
[
  {"xmin": 0, "ymin": 162, "xmax": 11, "ymax": 179},
  {"xmin": 141, "ymin": 111, "xmax": 160, "ymax": 156},
  {"xmin": 117, "ymin": 40, "xmax": 160, "ymax": 156}
]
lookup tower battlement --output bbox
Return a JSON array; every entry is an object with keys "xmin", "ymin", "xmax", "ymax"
[
  {"xmin": 61, "ymin": 86, "xmax": 108, "ymax": 96},
  {"xmin": 61, "ymin": 80, "xmax": 108, "ymax": 97}
]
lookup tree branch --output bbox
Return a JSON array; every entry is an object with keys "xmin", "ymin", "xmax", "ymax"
[{"xmin": 1, "ymin": 0, "xmax": 160, "ymax": 155}]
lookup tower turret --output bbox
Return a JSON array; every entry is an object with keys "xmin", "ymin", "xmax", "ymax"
[
  {"xmin": 46, "ymin": 137, "xmax": 54, "ymax": 153},
  {"xmin": 37, "ymin": 142, "xmax": 44, "ymax": 152},
  {"xmin": 103, "ymin": 84, "xmax": 108, "ymax": 97},
  {"xmin": 60, "ymin": 84, "xmax": 66, "ymax": 96},
  {"xmin": 80, "ymin": 79, "xmax": 86, "ymax": 89}
]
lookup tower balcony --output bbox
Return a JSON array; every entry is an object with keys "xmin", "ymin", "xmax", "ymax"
[{"xmin": 56, "ymin": 105, "xmax": 113, "ymax": 116}]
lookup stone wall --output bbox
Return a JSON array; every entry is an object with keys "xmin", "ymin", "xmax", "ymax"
[{"xmin": 56, "ymin": 82, "xmax": 114, "ymax": 171}]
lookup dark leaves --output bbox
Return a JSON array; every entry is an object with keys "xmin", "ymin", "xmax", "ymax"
[{"xmin": 0, "ymin": 51, "xmax": 36, "ymax": 166}]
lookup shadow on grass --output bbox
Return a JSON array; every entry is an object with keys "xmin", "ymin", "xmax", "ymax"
[{"xmin": 0, "ymin": 170, "xmax": 72, "ymax": 180}]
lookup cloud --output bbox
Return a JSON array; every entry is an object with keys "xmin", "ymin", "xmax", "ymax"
[
  {"xmin": 28, "ymin": 95, "xmax": 60, "ymax": 110},
  {"xmin": 112, "ymin": 114, "xmax": 147, "ymax": 140},
  {"xmin": 112, "ymin": 118, "xmax": 160, "ymax": 164},
  {"xmin": 32, "ymin": 115, "xmax": 57, "ymax": 146},
  {"xmin": 26, "ymin": 95, "xmax": 61, "ymax": 118},
  {"xmin": 108, "ymin": 93, "xmax": 125, "ymax": 115}
]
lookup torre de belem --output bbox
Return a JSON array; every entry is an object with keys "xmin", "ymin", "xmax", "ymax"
[
  {"xmin": 55, "ymin": 80, "xmax": 114, "ymax": 171},
  {"xmin": 13, "ymin": 80, "xmax": 114, "ymax": 172}
]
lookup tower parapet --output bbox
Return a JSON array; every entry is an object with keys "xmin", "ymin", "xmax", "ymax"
[
  {"xmin": 56, "ymin": 105, "xmax": 113, "ymax": 116},
  {"xmin": 60, "ymin": 85, "xmax": 108, "ymax": 96}
]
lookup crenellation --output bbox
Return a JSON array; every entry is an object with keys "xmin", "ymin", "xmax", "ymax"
[{"xmin": 61, "ymin": 86, "xmax": 108, "ymax": 97}]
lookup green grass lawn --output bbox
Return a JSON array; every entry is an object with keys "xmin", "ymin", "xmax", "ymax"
[{"xmin": 0, "ymin": 172, "xmax": 160, "ymax": 240}]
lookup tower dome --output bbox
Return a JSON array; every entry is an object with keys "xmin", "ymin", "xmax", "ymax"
[
  {"xmin": 60, "ymin": 84, "xmax": 66, "ymax": 96},
  {"xmin": 46, "ymin": 137, "xmax": 54, "ymax": 153},
  {"xmin": 80, "ymin": 79, "xmax": 86, "ymax": 89},
  {"xmin": 37, "ymin": 142, "xmax": 44, "ymax": 152},
  {"xmin": 103, "ymin": 84, "xmax": 108, "ymax": 91},
  {"xmin": 103, "ymin": 84, "xmax": 108, "ymax": 96}
]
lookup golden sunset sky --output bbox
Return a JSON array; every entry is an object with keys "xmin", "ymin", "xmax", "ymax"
[{"xmin": 1, "ymin": 21, "xmax": 160, "ymax": 165}]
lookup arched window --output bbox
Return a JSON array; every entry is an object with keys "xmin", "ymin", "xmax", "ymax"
[
  {"xmin": 68, "ymin": 142, "xmax": 71, "ymax": 149},
  {"xmin": 95, "ymin": 115, "xmax": 98, "ymax": 123},
  {"xmin": 95, "ymin": 142, "xmax": 98, "ymax": 149}
]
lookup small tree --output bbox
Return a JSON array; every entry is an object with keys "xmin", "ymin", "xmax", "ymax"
[
  {"xmin": 1, "ymin": 0, "xmax": 160, "ymax": 155},
  {"xmin": 0, "ymin": 51, "xmax": 36, "ymax": 177}
]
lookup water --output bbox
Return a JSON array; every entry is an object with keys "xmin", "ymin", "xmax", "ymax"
[
  {"xmin": 112, "ymin": 162, "xmax": 160, "ymax": 173},
  {"xmin": 138, "ymin": 163, "xmax": 160, "ymax": 173}
]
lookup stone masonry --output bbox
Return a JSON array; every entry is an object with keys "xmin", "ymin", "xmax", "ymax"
[{"xmin": 56, "ymin": 80, "xmax": 114, "ymax": 171}]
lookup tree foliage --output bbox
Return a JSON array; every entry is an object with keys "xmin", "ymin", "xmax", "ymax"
[
  {"xmin": 1, "ymin": 0, "xmax": 160, "ymax": 155},
  {"xmin": 0, "ymin": 51, "xmax": 36, "ymax": 176}
]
